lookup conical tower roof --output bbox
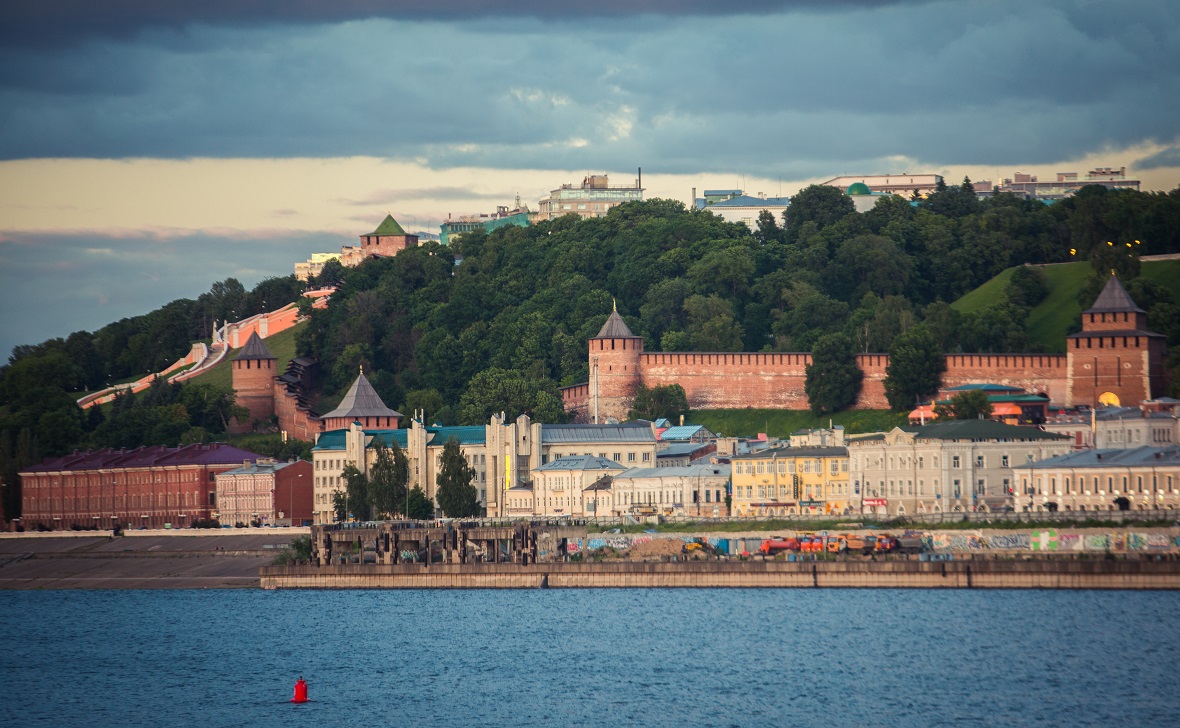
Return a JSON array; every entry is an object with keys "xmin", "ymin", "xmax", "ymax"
[
  {"xmin": 593, "ymin": 302, "xmax": 641, "ymax": 339},
  {"xmin": 319, "ymin": 370, "xmax": 402, "ymax": 421},
  {"xmin": 233, "ymin": 331, "xmax": 276, "ymax": 361},
  {"xmin": 368, "ymin": 214, "xmax": 406, "ymax": 236},
  {"xmin": 1084, "ymin": 274, "xmax": 1145, "ymax": 315}
]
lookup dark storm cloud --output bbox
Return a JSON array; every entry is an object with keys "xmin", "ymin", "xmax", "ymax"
[
  {"xmin": 1135, "ymin": 146, "xmax": 1180, "ymax": 170},
  {"xmin": 0, "ymin": 1, "xmax": 909, "ymax": 47},
  {"xmin": 0, "ymin": 1, "xmax": 1177, "ymax": 178},
  {"xmin": 341, "ymin": 187, "xmax": 512, "ymax": 205}
]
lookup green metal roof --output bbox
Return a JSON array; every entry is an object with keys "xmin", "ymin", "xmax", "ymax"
[
  {"xmin": 426, "ymin": 426, "xmax": 486, "ymax": 446},
  {"xmin": 906, "ymin": 420, "xmax": 1066, "ymax": 441},
  {"xmin": 312, "ymin": 429, "xmax": 409, "ymax": 450},
  {"xmin": 368, "ymin": 214, "xmax": 407, "ymax": 236}
]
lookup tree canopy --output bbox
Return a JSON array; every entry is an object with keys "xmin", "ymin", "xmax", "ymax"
[
  {"xmin": 805, "ymin": 333, "xmax": 863, "ymax": 416},
  {"xmin": 934, "ymin": 390, "xmax": 994, "ymax": 421},
  {"xmin": 434, "ymin": 438, "xmax": 480, "ymax": 518}
]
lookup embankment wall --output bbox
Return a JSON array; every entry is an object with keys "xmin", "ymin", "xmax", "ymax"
[{"xmin": 260, "ymin": 559, "xmax": 1180, "ymax": 590}]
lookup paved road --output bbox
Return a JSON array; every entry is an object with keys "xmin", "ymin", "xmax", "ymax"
[{"xmin": 0, "ymin": 534, "xmax": 299, "ymax": 589}]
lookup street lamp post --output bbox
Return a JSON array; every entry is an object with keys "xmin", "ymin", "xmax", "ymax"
[{"xmin": 289, "ymin": 473, "xmax": 302, "ymax": 527}]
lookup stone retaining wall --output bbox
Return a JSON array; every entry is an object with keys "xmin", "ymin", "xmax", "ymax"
[{"xmin": 260, "ymin": 559, "xmax": 1180, "ymax": 590}]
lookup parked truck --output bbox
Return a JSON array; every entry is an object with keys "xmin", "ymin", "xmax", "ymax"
[{"xmin": 759, "ymin": 536, "xmax": 800, "ymax": 555}]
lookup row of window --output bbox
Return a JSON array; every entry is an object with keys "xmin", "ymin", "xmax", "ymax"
[
  {"xmin": 734, "ymin": 459, "xmax": 849, "ymax": 476},
  {"xmin": 734, "ymin": 482, "xmax": 853, "ymax": 499},
  {"xmin": 1022, "ymin": 474, "xmax": 1178, "ymax": 495},
  {"xmin": 857, "ymin": 453, "xmax": 1038, "ymax": 470}
]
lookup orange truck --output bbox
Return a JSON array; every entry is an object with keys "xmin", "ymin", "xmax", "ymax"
[{"xmin": 759, "ymin": 536, "xmax": 800, "ymax": 555}]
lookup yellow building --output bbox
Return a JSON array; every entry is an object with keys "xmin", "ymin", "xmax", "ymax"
[{"xmin": 730, "ymin": 446, "xmax": 850, "ymax": 517}]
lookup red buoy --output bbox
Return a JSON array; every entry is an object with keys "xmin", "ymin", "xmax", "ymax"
[{"xmin": 292, "ymin": 677, "xmax": 309, "ymax": 703}]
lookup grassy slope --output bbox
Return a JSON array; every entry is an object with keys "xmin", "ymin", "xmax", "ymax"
[
  {"xmin": 687, "ymin": 409, "xmax": 906, "ymax": 439},
  {"xmin": 952, "ymin": 260, "xmax": 1180, "ymax": 353},
  {"xmin": 189, "ymin": 321, "xmax": 305, "ymax": 390}
]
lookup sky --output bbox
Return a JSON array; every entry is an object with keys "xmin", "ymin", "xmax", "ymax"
[{"xmin": 2, "ymin": 0, "xmax": 1179, "ymax": 359}]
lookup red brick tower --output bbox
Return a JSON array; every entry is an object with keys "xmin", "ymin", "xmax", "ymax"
[
  {"xmin": 588, "ymin": 303, "xmax": 644, "ymax": 422},
  {"xmin": 1066, "ymin": 274, "xmax": 1167, "ymax": 407},
  {"xmin": 230, "ymin": 332, "xmax": 277, "ymax": 433},
  {"xmin": 358, "ymin": 214, "xmax": 418, "ymax": 259}
]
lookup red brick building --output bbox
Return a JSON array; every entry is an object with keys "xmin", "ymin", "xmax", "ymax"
[
  {"xmin": 19, "ymin": 443, "xmax": 268, "ymax": 530},
  {"xmin": 358, "ymin": 214, "xmax": 418, "ymax": 258},
  {"xmin": 214, "ymin": 458, "xmax": 313, "ymax": 527},
  {"xmin": 564, "ymin": 276, "xmax": 1166, "ymax": 419}
]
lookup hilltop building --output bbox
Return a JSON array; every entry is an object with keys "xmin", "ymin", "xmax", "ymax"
[
  {"xmin": 697, "ymin": 191, "xmax": 790, "ymax": 229},
  {"xmin": 821, "ymin": 174, "xmax": 944, "ymax": 199},
  {"xmin": 998, "ymin": 167, "xmax": 1140, "ymax": 201},
  {"xmin": 294, "ymin": 213, "xmax": 418, "ymax": 280},
  {"xmin": 845, "ymin": 182, "xmax": 889, "ymax": 212},
  {"xmin": 536, "ymin": 174, "xmax": 643, "ymax": 221},
  {"xmin": 439, "ymin": 201, "xmax": 531, "ymax": 246},
  {"xmin": 561, "ymin": 275, "xmax": 1167, "ymax": 420},
  {"xmin": 294, "ymin": 253, "xmax": 342, "ymax": 282}
]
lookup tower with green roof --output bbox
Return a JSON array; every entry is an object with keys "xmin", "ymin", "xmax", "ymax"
[{"xmin": 359, "ymin": 213, "xmax": 419, "ymax": 259}]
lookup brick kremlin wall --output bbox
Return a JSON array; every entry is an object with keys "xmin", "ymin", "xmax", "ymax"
[
  {"xmin": 274, "ymin": 379, "xmax": 321, "ymax": 442},
  {"xmin": 942, "ymin": 354, "xmax": 1069, "ymax": 402},
  {"xmin": 639, "ymin": 352, "xmax": 815, "ymax": 409},
  {"xmin": 562, "ymin": 351, "xmax": 1073, "ymax": 415}
]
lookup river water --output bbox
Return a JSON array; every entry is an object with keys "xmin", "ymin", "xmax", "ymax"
[{"xmin": 2, "ymin": 589, "xmax": 1177, "ymax": 727}]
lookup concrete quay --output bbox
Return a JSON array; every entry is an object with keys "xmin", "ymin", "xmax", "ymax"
[{"xmin": 260, "ymin": 558, "xmax": 1180, "ymax": 590}]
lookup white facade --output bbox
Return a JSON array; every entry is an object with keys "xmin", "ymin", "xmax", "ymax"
[
  {"xmin": 311, "ymin": 416, "xmax": 660, "ymax": 523},
  {"xmin": 848, "ymin": 425, "xmax": 1072, "ymax": 515},
  {"xmin": 1043, "ymin": 406, "xmax": 1180, "ymax": 450},
  {"xmin": 822, "ymin": 174, "xmax": 943, "ymax": 198}
]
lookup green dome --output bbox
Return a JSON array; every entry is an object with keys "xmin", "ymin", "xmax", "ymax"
[{"xmin": 846, "ymin": 182, "xmax": 872, "ymax": 196}]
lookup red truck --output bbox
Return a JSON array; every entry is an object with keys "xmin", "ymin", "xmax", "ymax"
[{"xmin": 759, "ymin": 536, "xmax": 800, "ymax": 555}]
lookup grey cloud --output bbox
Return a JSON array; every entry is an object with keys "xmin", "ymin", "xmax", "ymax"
[
  {"xmin": 341, "ymin": 187, "xmax": 516, "ymax": 205},
  {"xmin": 1135, "ymin": 146, "xmax": 1180, "ymax": 170},
  {"xmin": 0, "ymin": 1, "xmax": 1178, "ymax": 179},
  {"xmin": 0, "ymin": 230, "xmax": 334, "ymax": 359},
  {"xmin": 0, "ymin": 1, "xmax": 912, "ymax": 48}
]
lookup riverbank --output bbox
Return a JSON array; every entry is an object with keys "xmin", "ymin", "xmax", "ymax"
[
  {"xmin": 0, "ymin": 532, "xmax": 302, "ymax": 589},
  {"xmin": 261, "ymin": 558, "xmax": 1180, "ymax": 590}
]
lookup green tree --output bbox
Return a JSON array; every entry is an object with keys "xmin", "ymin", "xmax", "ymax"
[
  {"xmin": 934, "ymin": 390, "xmax": 993, "ymax": 420},
  {"xmin": 804, "ymin": 333, "xmax": 863, "ymax": 415},
  {"xmin": 784, "ymin": 184, "xmax": 855, "ymax": 238},
  {"xmin": 400, "ymin": 388, "xmax": 447, "ymax": 425},
  {"xmin": 627, "ymin": 384, "xmax": 689, "ymax": 422},
  {"xmin": 406, "ymin": 486, "xmax": 434, "ymax": 520},
  {"xmin": 884, "ymin": 324, "xmax": 946, "ymax": 411},
  {"xmin": 367, "ymin": 440, "xmax": 409, "ymax": 518},
  {"xmin": 457, "ymin": 368, "xmax": 566, "ymax": 425},
  {"xmin": 435, "ymin": 438, "xmax": 480, "ymax": 518},
  {"xmin": 683, "ymin": 294, "xmax": 744, "ymax": 351},
  {"xmin": 332, "ymin": 490, "xmax": 348, "ymax": 523},
  {"xmin": 341, "ymin": 464, "xmax": 370, "ymax": 521}
]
